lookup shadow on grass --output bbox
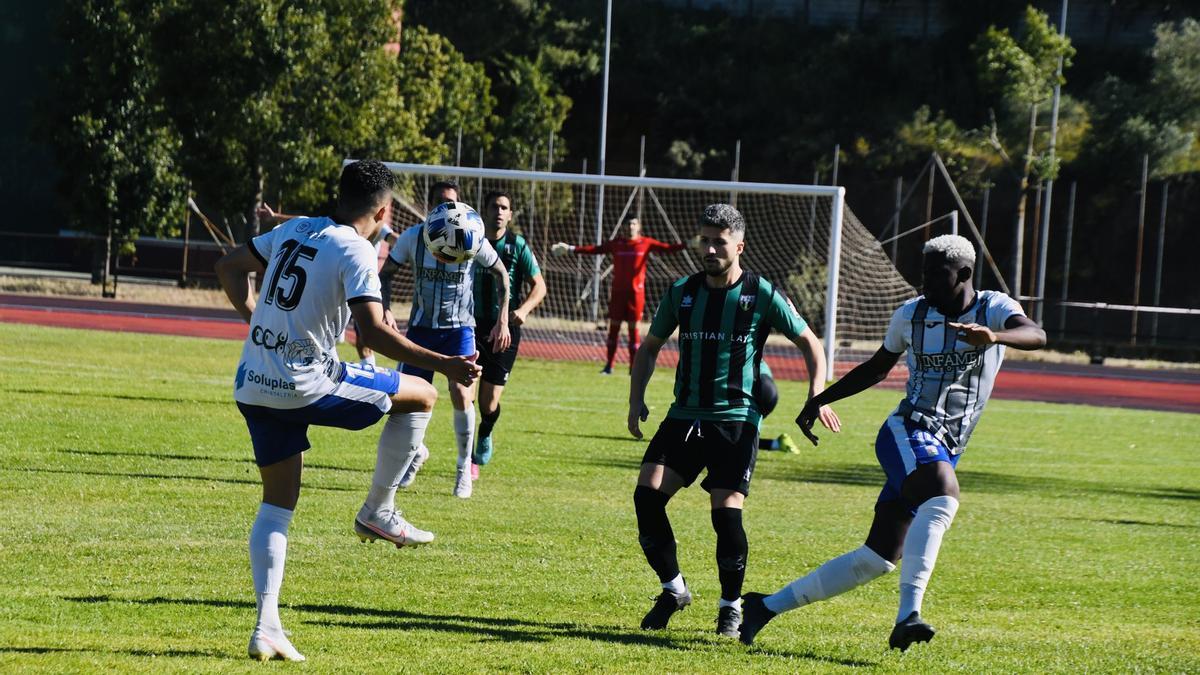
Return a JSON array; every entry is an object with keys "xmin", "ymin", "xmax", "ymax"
[
  {"xmin": 7, "ymin": 387, "xmax": 225, "ymax": 406},
  {"xmin": 55, "ymin": 447, "xmax": 366, "ymax": 474},
  {"xmin": 770, "ymin": 463, "xmax": 1200, "ymax": 503},
  {"xmin": 64, "ymin": 594, "xmax": 876, "ymax": 666},
  {"xmin": 529, "ymin": 428, "xmax": 645, "ymax": 443},
  {"xmin": 0, "ymin": 646, "xmax": 218, "ymax": 658},
  {"xmin": 1062, "ymin": 516, "xmax": 1200, "ymax": 529},
  {"xmin": 4, "ymin": 465, "xmax": 357, "ymax": 492}
]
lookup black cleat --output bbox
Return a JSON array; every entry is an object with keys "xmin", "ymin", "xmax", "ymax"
[
  {"xmin": 737, "ymin": 592, "xmax": 776, "ymax": 645},
  {"xmin": 716, "ymin": 605, "xmax": 743, "ymax": 638},
  {"xmin": 889, "ymin": 611, "xmax": 936, "ymax": 651},
  {"xmin": 640, "ymin": 588, "xmax": 693, "ymax": 630}
]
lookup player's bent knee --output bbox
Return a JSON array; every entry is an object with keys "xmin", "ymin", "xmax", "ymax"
[
  {"xmin": 710, "ymin": 489, "xmax": 745, "ymax": 510},
  {"xmin": 390, "ymin": 374, "xmax": 437, "ymax": 412}
]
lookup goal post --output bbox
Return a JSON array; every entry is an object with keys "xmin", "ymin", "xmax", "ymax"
[{"xmin": 366, "ymin": 160, "xmax": 916, "ymax": 381}]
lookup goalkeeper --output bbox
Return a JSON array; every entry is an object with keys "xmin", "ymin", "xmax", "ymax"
[{"xmin": 552, "ymin": 217, "xmax": 687, "ymax": 374}]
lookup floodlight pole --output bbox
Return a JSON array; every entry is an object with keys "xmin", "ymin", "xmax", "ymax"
[
  {"xmin": 592, "ymin": 0, "xmax": 613, "ymax": 323},
  {"xmin": 1035, "ymin": 0, "xmax": 1068, "ymax": 324}
]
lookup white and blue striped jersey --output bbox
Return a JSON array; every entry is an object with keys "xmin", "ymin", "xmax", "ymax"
[
  {"xmin": 234, "ymin": 217, "xmax": 383, "ymax": 409},
  {"xmin": 883, "ymin": 290, "xmax": 1025, "ymax": 453},
  {"xmin": 388, "ymin": 224, "xmax": 499, "ymax": 330}
]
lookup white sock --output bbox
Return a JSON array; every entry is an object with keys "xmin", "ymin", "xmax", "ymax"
[
  {"xmin": 764, "ymin": 545, "xmax": 895, "ymax": 614},
  {"xmin": 360, "ymin": 353, "xmax": 376, "ymax": 367},
  {"xmin": 453, "ymin": 408, "xmax": 475, "ymax": 470},
  {"xmin": 719, "ymin": 597, "xmax": 743, "ymax": 610},
  {"xmin": 249, "ymin": 502, "xmax": 294, "ymax": 634},
  {"xmin": 364, "ymin": 412, "xmax": 432, "ymax": 513},
  {"xmin": 897, "ymin": 495, "xmax": 959, "ymax": 622},
  {"xmin": 662, "ymin": 573, "xmax": 686, "ymax": 595}
]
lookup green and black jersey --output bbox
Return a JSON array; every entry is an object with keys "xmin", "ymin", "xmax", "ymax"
[
  {"xmin": 649, "ymin": 271, "xmax": 807, "ymax": 425},
  {"xmin": 472, "ymin": 231, "xmax": 541, "ymax": 326}
]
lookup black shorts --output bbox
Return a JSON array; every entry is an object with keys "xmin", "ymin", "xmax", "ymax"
[
  {"xmin": 641, "ymin": 417, "xmax": 760, "ymax": 495},
  {"xmin": 475, "ymin": 322, "xmax": 522, "ymax": 386}
]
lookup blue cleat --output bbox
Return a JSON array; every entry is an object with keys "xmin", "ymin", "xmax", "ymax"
[{"xmin": 473, "ymin": 435, "xmax": 494, "ymax": 466}]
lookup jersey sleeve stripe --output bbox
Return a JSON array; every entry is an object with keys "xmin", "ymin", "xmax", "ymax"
[{"xmin": 347, "ymin": 296, "xmax": 381, "ymax": 306}]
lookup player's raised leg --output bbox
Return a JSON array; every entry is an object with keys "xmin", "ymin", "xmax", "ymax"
[{"xmin": 357, "ymin": 371, "xmax": 439, "ymax": 547}]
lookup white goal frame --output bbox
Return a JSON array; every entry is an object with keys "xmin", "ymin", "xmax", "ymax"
[{"xmin": 359, "ymin": 160, "xmax": 848, "ymax": 376}]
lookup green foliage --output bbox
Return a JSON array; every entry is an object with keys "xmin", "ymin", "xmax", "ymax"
[
  {"xmin": 975, "ymin": 6, "xmax": 1074, "ymax": 107},
  {"xmin": 43, "ymin": 0, "xmax": 186, "ymax": 245},
  {"xmin": 877, "ymin": 106, "xmax": 996, "ymax": 194},
  {"xmin": 1082, "ymin": 19, "xmax": 1200, "ymax": 179},
  {"xmin": 1149, "ymin": 18, "xmax": 1200, "ymax": 131},
  {"xmin": 493, "ymin": 54, "xmax": 572, "ymax": 169},
  {"xmin": 663, "ymin": 140, "xmax": 728, "ymax": 179},
  {"xmin": 153, "ymin": 0, "xmax": 416, "ymax": 236},
  {"xmin": 973, "ymin": 5, "xmax": 1076, "ymax": 183},
  {"xmin": 396, "ymin": 25, "xmax": 497, "ymax": 165},
  {"xmin": 406, "ymin": 1, "xmax": 596, "ymax": 169}
]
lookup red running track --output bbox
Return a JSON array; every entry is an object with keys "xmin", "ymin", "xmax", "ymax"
[{"xmin": 3, "ymin": 294, "xmax": 1198, "ymax": 414}]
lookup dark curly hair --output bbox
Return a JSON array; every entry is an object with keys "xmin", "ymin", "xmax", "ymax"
[{"xmin": 338, "ymin": 160, "xmax": 395, "ymax": 216}]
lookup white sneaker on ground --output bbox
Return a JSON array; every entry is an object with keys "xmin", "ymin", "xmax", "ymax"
[
  {"xmin": 398, "ymin": 445, "xmax": 430, "ymax": 489},
  {"xmin": 354, "ymin": 507, "xmax": 435, "ymax": 547},
  {"xmin": 248, "ymin": 628, "xmax": 306, "ymax": 662},
  {"xmin": 453, "ymin": 468, "xmax": 473, "ymax": 498}
]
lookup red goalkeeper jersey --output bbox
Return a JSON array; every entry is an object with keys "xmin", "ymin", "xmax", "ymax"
[{"xmin": 573, "ymin": 237, "xmax": 686, "ymax": 295}]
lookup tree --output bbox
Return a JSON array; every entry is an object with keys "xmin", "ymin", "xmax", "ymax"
[
  {"xmin": 43, "ymin": 0, "xmax": 185, "ymax": 295},
  {"xmin": 396, "ymin": 25, "xmax": 497, "ymax": 167},
  {"xmin": 153, "ymin": 0, "xmax": 419, "ymax": 240},
  {"xmin": 492, "ymin": 54, "xmax": 572, "ymax": 169},
  {"xmin": 405, "ymin": 1, "xmax": 597, "ymax": 169},
  {"xmin": 973, "ymin": 5, "xmax": 1075, "ymax": 296},
  {"xmin": 1084, "ymin": 18, "xmax": 1200, "ymax": 179}
]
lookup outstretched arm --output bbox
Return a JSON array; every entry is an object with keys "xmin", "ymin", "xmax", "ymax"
[
  {"xmin": 554, "ymin": 240, "xmax": 611, "ymax": 256},
  {"xmin": 790, "ymin": 326, "xmax": 841, "ymax": 440},
  {"xmin": 214, "ymin": 245, "xmax": 265, "ymax": 324},
  {"xmin": 795, "ymin": 346, "xmax": 902, "ymax": 445},
  {"xmin": 628, "ymin": 334, "xmax": 665, "ymax": 439},
  {"xmin": 949, "ymin": 314, "xmax": 1046, "ymax": 350},
  {"xmin": 255, "ymin": 202, "xmax": 303, "ymax": 225},
  {"xmin": 646, "ymin": 238, "xmax": 688, "ymax": 254}
]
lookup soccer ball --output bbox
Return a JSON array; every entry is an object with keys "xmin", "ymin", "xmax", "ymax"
[{"xmin": 423, "ymin": 201, "xmax": 485, "ymax": 264}]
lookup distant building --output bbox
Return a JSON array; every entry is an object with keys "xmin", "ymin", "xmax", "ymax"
[{"xmin": 657, "ymin": 0, "xmax": 1183, "ymax": 46}]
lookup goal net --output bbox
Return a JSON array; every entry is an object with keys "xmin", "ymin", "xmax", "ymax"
[{"xmin": 377, "ymin": 162, "xmax": 915, "ymax": 382}]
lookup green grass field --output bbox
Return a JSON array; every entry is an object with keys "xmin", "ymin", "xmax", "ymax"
[{"xmin": 1, "ymin": 323, "xmax": 1197, "ymax": 673}]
